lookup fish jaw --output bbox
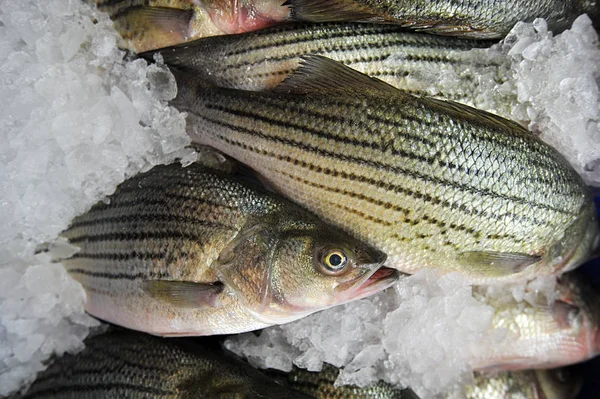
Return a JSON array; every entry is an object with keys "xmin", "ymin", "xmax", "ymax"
[
  {"xmin": 335, "ymin": 266, "xmax": 400, "ymax": 302},
  {"xmin": 240, "ymin": 266, "xmax": 399, "ymax": 326},
  {"xmin": 203, "ymin": 0, "xmax": 290, "ymax": 34}
]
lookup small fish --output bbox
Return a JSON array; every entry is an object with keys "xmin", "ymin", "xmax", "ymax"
[
  {"xmin": 471, "ymin": 270, "xmax": 600, "ymax": 371},
  {"xmin": 448, "ymin": 368, "xmax": 583, "ymax": 399},
  {"xmin": 141, "ymin": 22, "xmax": 504, "ymax": 107},
  {"xmin": 285, "ymin": 0, "xmax": 600, "ymax": 39},
  {"xmin": 89, "ymin": 0, "xmax": 290, "ymax": 52},
  {"xmin": 280, "ymin": 363, "xmax": 416, "ymax": 398},
  {"xmin": 59, "ymin": 162, "xmax": 397, "ymax": 336},
  {"xmin": 16, "ymin": 328, "xmax": 312, "ymax": 399},
  {"xmin": 278, "ymin": 362, "xmax": 582, "ymax": 399},
  {"xmin": 172, "ymin": 55, "xmax": 599, "ymax": 284}
]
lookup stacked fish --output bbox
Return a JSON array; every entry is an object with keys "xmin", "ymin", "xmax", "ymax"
[{"xmin": 22, "ymin": 0, "xmax": 600, "ymax": 398}]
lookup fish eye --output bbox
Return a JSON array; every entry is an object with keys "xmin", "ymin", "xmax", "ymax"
[{"xmin": 318, "ymin": 249, "xmax": 348, "ymax": 275}]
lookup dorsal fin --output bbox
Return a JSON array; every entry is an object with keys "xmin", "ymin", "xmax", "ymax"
[{"xmin": 274, "ymin": 55, "xmax": 400, "ymax": 94}]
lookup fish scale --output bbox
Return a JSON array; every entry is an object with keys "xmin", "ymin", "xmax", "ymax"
[
  {"xmin": 174, "ymin": 57, "xmax": 598, "ymax": 283},
  {"xmin": 286, "ymin": 0, "xmax": 600, "ymax": 38},
  {"xmin": 17, "ymin": 329, "xmax": 311, "ymax": 399}
]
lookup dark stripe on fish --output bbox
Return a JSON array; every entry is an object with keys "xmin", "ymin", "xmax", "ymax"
[
  {"xmin": 66, "ymin": 269, "xmax": 166, "ymax": 280},
  {"xmin": 23, "ymin": 383, "xmax": 174, "ymax": 398},
  {"xmin": 279, "ymin": 170, "xmax": 522, "ymax": 243},
  {"xmin": 67, "ymin": 213, "xmax": 235, "ymax": 235},
  {"xmin": 67, "ymin": 229, "xmax": 222, "ymax": 244}
]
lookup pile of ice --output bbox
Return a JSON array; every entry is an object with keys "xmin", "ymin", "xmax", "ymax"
[
  {"xmin": 0, "ymin": 0, "xmax": 193, "ymax": 395},
  {"xmin": 225, "ymin": 15, "xmax": 600, "ymax": 397}
]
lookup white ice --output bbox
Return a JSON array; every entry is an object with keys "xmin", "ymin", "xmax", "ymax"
[{"xmin": 0, "ymin": 0, "xmax": 194, "ymax": 396}]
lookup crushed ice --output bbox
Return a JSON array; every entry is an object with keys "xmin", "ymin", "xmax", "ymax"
[{"xmin": 0, "ymin": 0, "xmax": 193, "ymax": 395}]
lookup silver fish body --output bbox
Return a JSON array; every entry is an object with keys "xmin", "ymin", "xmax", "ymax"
[
  {"xmin": 286, "ymin": 0, "xmax": 600, "ymax": 38},
  {"xmin": 279, "ymin": 362, "xmax": 582, "ymax": 399},
  {"xmin": 17, "ymin": 329, "xmax": 312, "ymax": 399},
  {"xmin": 448, "ymin": 368, "xmax": 583, "ymax": 399},
  {"xmin": 281, "ymin": 363, "xmax": 416, "ymax": 398},
  {"xmin": 142, "ymin": 22, "xmax": 504, "ymax": 107},
  {"xmin": 471, "ymin": 270, "xmax": 600, "ymax": 371},
  {"xmin": 173, "ymin": 57, "xmax": 599, "ymax": 284},
  {"xmin": 60, "ymin": 162, "xmax": 396, "ymax": 336}
]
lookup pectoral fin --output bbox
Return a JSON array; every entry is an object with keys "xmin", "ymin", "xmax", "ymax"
[
  {"xmin": 143, "ymin": 280, "xmax": 224, "ymax": 307},
  {"xmin": 457, "ymin": 251, "xmax": 541, "ymax": 275}
]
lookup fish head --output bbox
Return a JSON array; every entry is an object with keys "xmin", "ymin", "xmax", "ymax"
[
  {"xmin": 480, "ymin": 270, "xmax": 600, "ymax": 371},
  {"xmin": 550, "ymin": 270, "xmax": 600, "ymax": 364},
  {"xmin": 216, "ymin": 218, "xmax": 398, "ymax": 324},
  {"xmin": 544, "ymin": 200, "xmax": 599, "ymax": 275},
  {"xmin": 535, "ymin": 366, "xmax": 583, "ymax": 399}
]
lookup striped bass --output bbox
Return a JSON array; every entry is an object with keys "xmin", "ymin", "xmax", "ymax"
[
  {"xmin": 471, "ymin": 270, "xmax": 600, "ymax": 371},
  {"xmin": 280, "ymin": 363, "xmax": 582, "ymax": 399},
  {"xmin": 59, "ymin": 162, "xmax": 397, "ymax": 336},
  {"xmin": 142, "ymin": 22, "xmax": 505, "ymax": 107},
  {"xmin": 18, "ymin": 328, "xmax": 312, "ymax": 399},
  {"xmin": 172, "ymin": 56, "xmax": 599, "ymax": 284},
  {"xmin": 285, "ymin": 0, "xmax": 600, "ymax": 39}
]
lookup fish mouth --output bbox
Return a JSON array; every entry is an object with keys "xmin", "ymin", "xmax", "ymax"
[{"xmin": 337, "ymin": 266, "xmax": 399, "ymax": 301}]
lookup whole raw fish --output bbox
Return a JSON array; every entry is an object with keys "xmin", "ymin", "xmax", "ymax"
[
  {"xmin": 471, "ymin": 270, "xmax": 600, "ymax": 371},
  {"xmin": 278, "ymin": 362, "xmax": 582, "ymax": 398},
  {"xmin": 59, "ymin": 162, "xmax": 397, "ymax": 336},
  {"xmin": 285, "ymin": 0, "xmax": 600, "ymax": 39},
  {"xmin": 172, "ymin": 56, "xmax": 599, "ymax": 284},
  {"xmin": 280, "ymin": 363, "xmax": 416, "ymax": 398},
  {"xmin": 16, "ymin": 328, "xmax": 312, "ymax": 399},
  {"xmin": 448, "ymin": 368, "xmax": 582, "ymax": 399},
  {"xmin": 89, "ymin": 0, "xmax": 290, "ymax": 52},
  {"xmin": 142, "ymin": 22, "xmax": 504, "ymax": 107}
]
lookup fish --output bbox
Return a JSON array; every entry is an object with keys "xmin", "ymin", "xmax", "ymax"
[
  {"xmin": 279, "ymin": 363, "xmax": 417, "ymax": 398},
  {"xmin": 141, "ymin": 22, "xmax": 505, "ymax": 107},
  {"xmin": 89, "ymin": 0, "xmax": 290, "ymax": 52},
  {"xmin": 471, "ymin": 270, "xmax": 600, "ymax": 371},
  {"xmin": 284, "ymin": 0, "xmax": 600, "ymax": 39},
  {"xmin": 59, "ymin": 161, "xmax": 398, "ymax": 336},
  {"xmin": 171, "ymin": 55, "xmax": 600, "ymax": 284},
  {"xmin": 448, "ymin": 368, "xmax": 583, "ymax": 399},
  {"xmin": 16, "ymin": 328, "xmax": 312, "ymax": 399},
  {"xmin": 277, "ymin": 362, "xmax": 582, "ymax": 399}
]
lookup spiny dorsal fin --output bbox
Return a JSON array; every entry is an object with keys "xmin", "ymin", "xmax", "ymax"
[
  {"xmin": 143, "ymin": 280, "xmax": 224, "ymax": 307},
  {"xmin": 284, "ymin": 0, "xmax": 383, "ymax": 23},
  {"xmin": 274, "ymin": 55, "xmax": 399, "ymax": 94},
  {"xmin": 457, "ymin": 251, "xmax": 541, "ymax": 276}
]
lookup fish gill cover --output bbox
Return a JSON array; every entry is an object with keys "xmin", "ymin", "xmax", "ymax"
[{"xmin": 1, "ymin": 1, "xmax": 600, "ymax": 399}]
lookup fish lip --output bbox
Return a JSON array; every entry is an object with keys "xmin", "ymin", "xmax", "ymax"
[{"xmin": 336, "ymin": 266, "xmax": 399, "ymax": 300}]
